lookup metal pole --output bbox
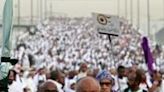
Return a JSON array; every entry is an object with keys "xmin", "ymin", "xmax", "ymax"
[
  {"xmin": 45, "ymin": 0, "xmax": 47, "ymax": 19},
  {"xmin": 18, "ymin": 0, "xmax": 20, "ymax": 25},
  {"xmin": 50, "ymin": 2, "xmax": 53, "ymax": 17},
  {"xmin": 99, "ymin": 32, "xmax": 120, "ymax": 91},
  {"xmin": 31, "ymin": 0, "xmax": 33, "ymax": 24},
  {"xmin": 107, "ymin": 34, "xmax": 121, "ymax": 92},
  {"xmin": 137, "ymin": 0, "xmax": 140, "ymax": 28},
  {"xmin": 37, "ymin": 0, "xmax": 39, "ymax": 20},
  {"xmin": 130, "ymin": 0, "xmax": 133, "ymax": 24},
  {"xmin": 125, "ymin": 0, "xmax": 128, "ymax": 19},
  {"xmin": 40, "ymin": 0, "xmax": 43, "ymax": 20},
  {"xmin": 147, "ymin": 0, "xmax": 150, "ymax": 37},
  {"xmin": 117, "ymin": 0, "xmax": 120, "ymax": 17},
  {"xmin": 163, "ymin": 0, "xmax": 164, "ymax": 26},
  {"xmin": 108, "ymin": 35, "xmax": 115, "ymax": 67}
]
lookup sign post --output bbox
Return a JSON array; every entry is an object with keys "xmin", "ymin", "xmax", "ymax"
[
  {"xmin": 92, "ymin": 13, "xmax": 120, "ymax": 66},
  {"xmin": 92, "ymin": 12, "xmax": 121, "ymax": 91}
]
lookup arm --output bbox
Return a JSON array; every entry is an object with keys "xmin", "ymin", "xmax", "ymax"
[{"xmin": 148, "ymin": 81, "xmax": 159, "ymax": 92}]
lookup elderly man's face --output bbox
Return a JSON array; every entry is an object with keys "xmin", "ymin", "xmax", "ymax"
[{"xmin": 100, "ymin": 79, "xmax": 112, "ymax": 92}]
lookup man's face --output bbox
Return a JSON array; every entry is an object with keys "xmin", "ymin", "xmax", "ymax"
[
  {"xmin": 8, "ymin": 71, "xmax": 16, "ymax": 85},
  {"xmin": 118, "ymin": 68, "xmax": 125, "ymax": 77},
  {"xmin": 127, "ymin": 72, "xmax": 139, "ymax": 89},
  {"xmin": 58, "ymin": 72, "xmax": 65, "ymax": 86},
  {"xmin": 100, "ymin": 79, "xmax": 112, "ymax": 92},
  {"xmin": 80, "ymin": 63, "xmax": 88, "ymax": 72}
]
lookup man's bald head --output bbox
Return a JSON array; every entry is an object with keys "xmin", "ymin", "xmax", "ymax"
[
  {"xmin": 38, "ymin": 80, "xmax": 58, "ymax": 92},
  {"xmin": 76, "ymin": 77, "xmax": 100, "ymax": 92}
]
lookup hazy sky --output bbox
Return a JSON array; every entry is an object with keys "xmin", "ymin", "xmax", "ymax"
[
  {"xmin": 0, "ymin": 0, "xmax": 164, "ymax": 38},
  {"xmin": 0, "ymin": 0, "xmax": 164, "ymax": 27},
  {"xmin": 0, "ymin": 0, "xmax": 163, "ymax": 18}
]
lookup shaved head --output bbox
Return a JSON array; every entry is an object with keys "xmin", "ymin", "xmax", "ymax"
[
  {"xmin": 38, "ymin": 80, "xmax": 58, "ymax": 92},
  {"xmin": 76, "ymin": 77, "xmax": 100, "ymax": 92}
]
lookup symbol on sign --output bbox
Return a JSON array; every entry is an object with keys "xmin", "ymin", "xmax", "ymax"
[{"xmin": 97, "ymin": 14, "xmax": 108, "ymax": 25}]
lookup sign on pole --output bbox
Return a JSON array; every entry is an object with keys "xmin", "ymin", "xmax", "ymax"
[{"xmin": 92, "ymin": 13, "xmax": 120, "ymax": 35}]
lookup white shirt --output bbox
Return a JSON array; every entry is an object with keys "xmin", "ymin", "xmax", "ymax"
[
  {"xmin": 24, "ymin": 77, "xmax": 37, "ymax": 92},
  {"xmin": 8, "ymin": 81, "xmax": 23, "ymax": 92},
  {"xmin": 33, "ymin": 73, "xmax": 46, "ymax": 87},
  {"xmin": 118, "ymin": 77, "xmax": 128, "ymax": 92},
  {"xmin": 76, "ymin": 72, "xmax": 87, "ymax": 81}
]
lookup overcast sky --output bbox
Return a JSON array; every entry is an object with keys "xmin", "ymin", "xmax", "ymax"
[
  {"xmin": 0, "ymin": 0, "xmax": 164, "ymax": 30},
  {"xmin": 0, "ymin": 0, "xmax": 163, "ymax": 19},
  {"xmin": 0, "ymin": 0, "xmax": 164, "ymax": 39}
]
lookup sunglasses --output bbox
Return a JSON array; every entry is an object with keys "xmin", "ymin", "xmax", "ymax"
[{"xmin": 100, "ymin": 82, "xmax": 111, "ymax": 86}]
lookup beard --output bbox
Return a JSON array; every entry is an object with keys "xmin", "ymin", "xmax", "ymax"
[{"xmin": 8, "ymin": 80, "xmax": 13, "ymax": 85}]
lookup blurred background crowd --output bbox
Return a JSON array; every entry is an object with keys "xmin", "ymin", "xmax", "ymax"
[{"xmin": 2, "ymin": 17, "xmax": 163, "ymax": 92}]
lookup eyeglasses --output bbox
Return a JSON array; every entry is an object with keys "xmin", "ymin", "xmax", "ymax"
[
  {"xmin": 100, "ymin": 82, "xmax": 111, "ymax": 86},
  {"xmin": 44, "ymin": 89, "xmax": 58, "ymax": 92}
]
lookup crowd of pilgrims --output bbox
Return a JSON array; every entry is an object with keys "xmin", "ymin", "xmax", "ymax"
[{"xmin": 2, "ymin": 16, "xmax": 164, "ymax": 92}]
